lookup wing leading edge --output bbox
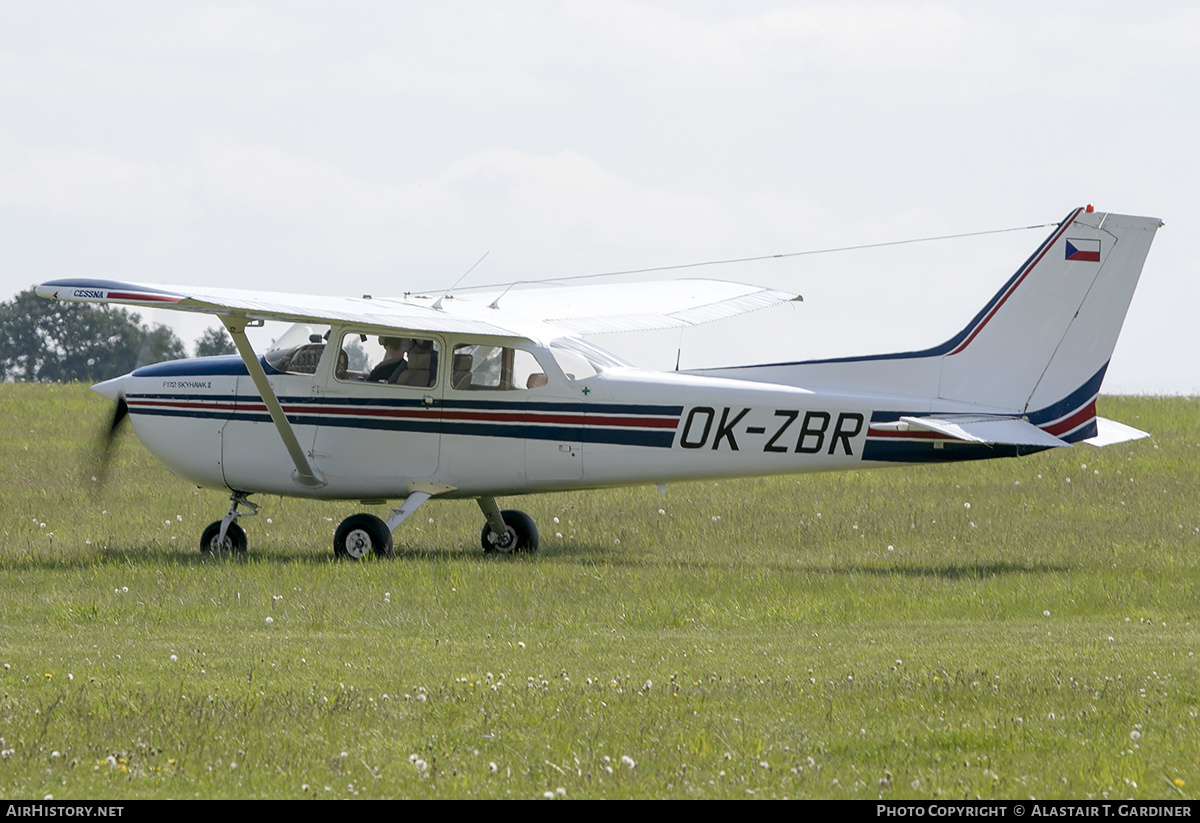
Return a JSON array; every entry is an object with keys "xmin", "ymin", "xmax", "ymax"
[{"xmin": 36, "ymin": 277, "xmax": 800, "ymax": 340}]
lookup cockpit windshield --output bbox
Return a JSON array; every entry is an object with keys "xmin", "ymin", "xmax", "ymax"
[{"xmin": 264, "ymin": 323, "xmax": 331, "ymax": 375}]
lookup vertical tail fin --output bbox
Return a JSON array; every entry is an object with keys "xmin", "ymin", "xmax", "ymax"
[
  {"xmin": 698, "ymin": 208, "xmax": 1161, "ymax": 438},
  {"xmin": 937, "ymin": 208, "xmax": 1160, "ymax": 428}
]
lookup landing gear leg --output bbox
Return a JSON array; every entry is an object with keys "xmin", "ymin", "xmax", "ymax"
[
  {"xmin": 200, "ymin": 492, "xmax": 256, "ymax": 556},
  {"xmin": 477, "ymin": 497, "xmax": 538, "ymax": 554}
]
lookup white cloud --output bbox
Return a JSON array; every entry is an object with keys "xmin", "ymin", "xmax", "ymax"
[
  {"xmin": 566, "ymin": 1, "xmax": 965, "ymax": 77},
  {"xmin": 0, "ymin": 148, "xmax": 197, "ymax": 217},
  {"xmin": 127, "ymin": 4, "xmax": 318, "ymax": 56},
  {"xmin": 191, "ymin": 138, "xmax": 402, "ymax": 225}
]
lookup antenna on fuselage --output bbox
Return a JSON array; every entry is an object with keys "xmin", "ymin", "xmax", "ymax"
[{"xmin": 433, "ymin": 251, "xmax": 489, "ymax": 310}]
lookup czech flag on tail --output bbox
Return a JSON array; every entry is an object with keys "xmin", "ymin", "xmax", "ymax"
[{"xmin": 1065, "ymin": 238, "xmax": 1101, "ymax": 262}]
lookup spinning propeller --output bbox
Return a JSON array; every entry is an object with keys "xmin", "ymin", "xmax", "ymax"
[{"xmin": 91, "ymin": 390, "xmax": 129, "ymax": 487}]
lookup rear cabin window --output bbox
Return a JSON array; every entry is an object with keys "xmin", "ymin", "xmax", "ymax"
[
  {"xmin": 548, "ymin": 337, "xmax": 629, "ymax": 379},
  {"xmin": 450, "ymin": 344, "xmax": 549, "ymax": 391}
]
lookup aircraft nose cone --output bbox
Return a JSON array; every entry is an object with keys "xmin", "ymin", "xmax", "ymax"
[{"xmin": 91, "ymin": 375, "xmax": 129, "ymax": 403}]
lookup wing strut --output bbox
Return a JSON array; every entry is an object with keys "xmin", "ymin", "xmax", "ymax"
[{"xmin": 222, "ymin": 315, "xmax": 326, "ymax": 489}]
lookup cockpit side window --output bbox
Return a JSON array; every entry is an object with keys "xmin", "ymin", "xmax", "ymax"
[{"xmin": 335, "ymin": 332, "xmax": 440, "ymax": 388}]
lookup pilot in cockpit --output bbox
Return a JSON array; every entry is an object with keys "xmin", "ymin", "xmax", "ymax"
[{"xmin": 365, "ymin": 337, "xmax": 411, "ymax": 383}]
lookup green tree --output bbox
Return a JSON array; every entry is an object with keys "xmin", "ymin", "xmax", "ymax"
[
  {"xmin": 194, "ymin": 326, "xmax": 236, "ymax": 357},
  {"xmin": 0, "ymin": 288, "xmax": 187, "ymax": 383}
]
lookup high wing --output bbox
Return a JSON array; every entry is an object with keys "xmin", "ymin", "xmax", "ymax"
[
  {"xmin": 37, "ymin": 276, "xmax": 799, "ymax": 493},
  {"xmin": 458, "ymin": 280, "xmax": 800, "ymax": 334},
  {"xmin": 35, "ymin": 278, "xmax": 799, "ymax": 341},
  {"xmin": 36, "ymin": 279, "xmax": 517, "ymax": 337}
]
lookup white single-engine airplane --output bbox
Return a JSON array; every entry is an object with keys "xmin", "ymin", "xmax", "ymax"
[{"xmin": 37, "ymin": 206, "xmax": 1160, "ymax": 559}]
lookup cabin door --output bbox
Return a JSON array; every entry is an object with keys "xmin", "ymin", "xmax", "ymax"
[{"xmin": 310, "ymin": 332, "xmax": 444, "ymax": 498}]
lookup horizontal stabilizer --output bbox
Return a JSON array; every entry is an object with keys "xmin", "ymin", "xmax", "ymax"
[
  {"xmin": 874, "ymin": 415, "xmax": 1071, "ymax": 448},
  {"xmin": 1083, "ymin": 417, "xmax": 1150, "ymax": 447}
]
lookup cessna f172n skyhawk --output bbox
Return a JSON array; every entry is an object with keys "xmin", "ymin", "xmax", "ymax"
[{"xmin": 36, "ymin": 206, "xmax": 1160, "ymax": 559}]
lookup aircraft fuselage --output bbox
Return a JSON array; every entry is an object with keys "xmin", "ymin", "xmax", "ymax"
[{"xmin": 115, "ymin": 341, "xmax": 1029, "ymax": 503}]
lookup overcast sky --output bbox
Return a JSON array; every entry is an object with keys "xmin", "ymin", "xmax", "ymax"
[{"xmin": 3, "ymin": 1, "xmax": 1196, "ymax": 392}]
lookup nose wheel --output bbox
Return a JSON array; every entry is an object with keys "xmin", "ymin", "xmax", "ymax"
[
  {"xmin": 200, "ymin": 492, "xmax": 255, "ymax": 557},
  {"xmin": 200, "ymin": 520, "xmax": 248, "ymax": 556}
]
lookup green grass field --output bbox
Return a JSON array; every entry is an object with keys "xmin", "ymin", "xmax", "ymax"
[{"xmin": 1, "ymin": 384, "xmax": 1196, "ymax": 799}]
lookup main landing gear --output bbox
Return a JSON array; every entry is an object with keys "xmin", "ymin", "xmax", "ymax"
[
  {"xmin": 197, "ymin": 491, "xmax": 539, "ymax": 558},
  {"xmin": 477, "ymin": 497, "xmax": 539, "ymax": 554},
  {"xmin": 333, "ymin": 513, "xmax": 393, "ymax": 560}
]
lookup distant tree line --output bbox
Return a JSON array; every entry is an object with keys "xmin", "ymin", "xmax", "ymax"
[{"xmin": 0, "ymin": 288, "xmax": 235, "ymax": 383}]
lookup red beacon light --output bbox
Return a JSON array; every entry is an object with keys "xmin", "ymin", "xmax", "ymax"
[{"xmin": 1085, "ymin": 204, "xmax": 1094, "ymax": 212}]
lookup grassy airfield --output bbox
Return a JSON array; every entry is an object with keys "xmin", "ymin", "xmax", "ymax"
[{"xmin": 0, "ymin": 383, "xmax": 1196, "ymax": 800}]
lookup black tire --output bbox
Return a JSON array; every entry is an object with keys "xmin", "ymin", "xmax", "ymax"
[
  {"xmin": 480, "ymin": 509, "xmax": 539, "ymax": 554},
  {"xmin": 334, "ymin": 513, "xmax": 394, "ymax": 560},
  {"xmin": 200, "ymin": 520, "xmax": 248, "ymax": 556}
]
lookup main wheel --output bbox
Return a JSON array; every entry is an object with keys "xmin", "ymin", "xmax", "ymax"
[
  {"xmin": 200, "ymin": 521, "xmax": 248, "ymax": 556},
  {"xmin": 334, "ymin": 513, "xmax": 394, "ymax": 560},
  {"xmin": 480, "ymin": 509, "xmax": 539, "ymax": 554}
]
